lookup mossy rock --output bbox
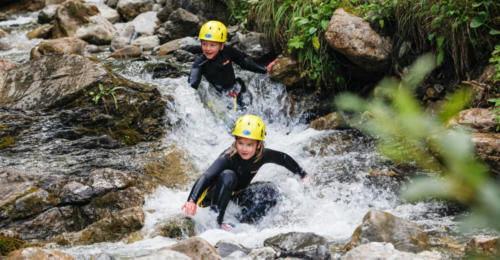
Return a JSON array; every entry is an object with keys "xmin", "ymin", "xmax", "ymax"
[
  {"xmin": 0, "ymin": 136, "xmax": 15, "ymax": 150},
  {"xmin": 157, "ymin": 215, "xmax": 195, "ymax": 239},
  {"xmin": 0, "ymin": 236, "xmax": 26, "ymax": 256}
]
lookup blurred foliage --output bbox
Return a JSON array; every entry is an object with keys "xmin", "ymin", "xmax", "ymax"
[
  {"xmin": 490, "ymin": 45, "xmax": 500, "ymax": 83},
  {"xmin": 488, "ymin": 97, "xmax": 500, "ymax": 131},
  {"xmin": 335, "ymin": 54, "xmax": 500, "ymax": 232}
]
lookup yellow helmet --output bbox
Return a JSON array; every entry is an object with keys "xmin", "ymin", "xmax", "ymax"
[
  {"xmin": 199, "ymin": 20, "xmax": 227, "ymax": 43},
  {"xmin": 232, "ymin": 114, "xmax": 266, "ymax": 141}
]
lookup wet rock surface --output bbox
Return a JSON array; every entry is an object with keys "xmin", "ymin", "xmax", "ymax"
[
  {"xmin": 264, "ymin": 232, "xmax": 331, "ymax": 260},
  {"xmin": 344, "ymin": 210, "xmax": 430, "ymax": 253}
]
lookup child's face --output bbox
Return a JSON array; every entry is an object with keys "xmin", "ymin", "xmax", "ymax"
[
  {"xmin": 235, "ymin": 137, "xmax": 260, "ymax": 160},
  {"xmin": 201, "ymin": 40, "xmax": 224, "ymax": 60}
]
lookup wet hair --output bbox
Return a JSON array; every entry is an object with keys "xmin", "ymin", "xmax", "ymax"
[{"xmin": 226, "ymin": 137, "xmax": 264, "ymax": 163}]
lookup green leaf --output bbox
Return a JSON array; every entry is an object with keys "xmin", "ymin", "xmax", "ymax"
[
  {"xmin": 489, "ymin": 29, "xmax": 500, "ymax": 35},
  {"xmin": 335, "ymin": 93, "xmax": 366, "ymax": 112},
  {"xmin": 428, "ymin": 33, "xmax": 435, "ymax": 41},
  {"xmin": 312, "ymin": 36, "xmax": 320, "ymax": 50},
  {"xmin": 470, "ymin": 12, "xmax": 488, "ymax": 28},
  {"xmin": 402, "ymin": 177, "xmax": 452, "ymax": 201},
  {"xmin": 438, "ymin": 88, "xmax": 472, "ymax": 123},
  {"xmin": 321, "ymin": 20, "xmax": 330, "ymax": 30},
  {"xmin": 288, "ymin": 36, "xmax": 304, "ymax": 49},
  {"xmin": 308, "ymin": 27, "xmax": 317, "ymax": 35},
  {"xmin": 437, "ymin": 49, "xmax": 444, "ymax": 66},
  {"xmin": 296, "ymin": 17, "xmax": 309, "ymax": 26},
  {"xmin": 437, "ymin": 35, "xmax": 445, "ymax": 48}
]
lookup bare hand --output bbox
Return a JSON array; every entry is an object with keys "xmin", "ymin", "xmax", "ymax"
[
  {"xmin": 301, "ymin": 175, "xmax": 312, "ymax": 183},
  {"xmin": 181, "ymin": 200, "xmax": 197, "ymax": 216},
  {"xmin": 220, "ymin": 223, "xmax": 234, "ymax": 231},
  {"xmin": 266, "ymin": 58, "xmax": 278, "ymax": 72}
]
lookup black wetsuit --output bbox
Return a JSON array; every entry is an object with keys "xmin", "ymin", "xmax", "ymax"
[
  {"xmin": 187, "ymin": 148, "xmax": 307, "ymax": 225},
  {"xmin": 188, "ymin": 45, "xmax": 267, "ymax": 93}
]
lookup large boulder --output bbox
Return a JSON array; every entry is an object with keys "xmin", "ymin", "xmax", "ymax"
[
  {"xmin": 5, "ymin": 247, "xmax": 75, "ymax": 260},
  {"xmin": 131, "ymin": 35, "xmax": 160, "ymax": 51},
  {"xmin": 343, "ymin": 242, "xmax": 441, "ymax": 260},
  {"xmin": 154, "ymin": 214, "xmax": 195, "ymax": 239},
  {"xmin": 161, "ymin": 236, "xmax": 222, "ymax": 260},
  {"xmin": 54, "ymin": 206, "xmax": 145, "ymax": 245},
  {"xmin": 52, "ymin": 1, "xmax": 117, "ymax": 45},
  {"xmin": 156, "ymin": 36, "xmax": 199, "ymax": 56},
  {"xmin": 128, "ymin": 11, "xmax": 158, "ymax": 36},
  {"xmin": 0, "ymin": 168, "xmax": 145, "ymax": 241},
  {"xmin": 0, "ymin": 54, "xmax": 106, "ymax": 110},
  {"xmin": 116, "ymin": 0, "xmax": 154, "ymax": 21},
  {"xmin": 269, "ymin": 55, "xmax": 302, "ymax": 88},
  {"xmin": 264, "ymin": 232, "xmax": 330, "ymax": 260},
  {"xmin": 156, "ymin": 8, "xmax": 203, "ymax": 43},
  {"xmin": 344, "ymin": 210, "xmax": 430, "ymax": 253},
  {"xmin": 310, "ymin": 112, "xmax": 348, "ymax": 130},
  {"xmin": 30, "ymin": 37, "xmax": 88, "ymax": 59},
  {"xmin": 95, "ymin": 3, "xmax": 120, "ymax": 23},
  {"xmin": 325, "ymin": 8, "xmax": 392, "ymax": 73},
  {"xmin": 231, "ymin": 32, "xmax": 273, "ymax": 61},
  {"xmin": 111, "ymin": 24, "xmax": 135, "ymax": 51},
  {"xmin": 465, "ymin": 235, "xmax": 500, "ymax": 257},
  {"xmin": 447, "ymin": 108, "xmax": 498, "ymax": 133}
]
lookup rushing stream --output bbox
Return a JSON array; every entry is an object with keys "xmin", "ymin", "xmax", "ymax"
[{"xmin": 0, "ymin": 4, "xmax": 461, "ymax": 259}]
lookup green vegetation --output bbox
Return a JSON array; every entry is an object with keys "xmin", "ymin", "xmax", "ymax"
[
  {"xmin": 227, "ymin": 0, "xmax": 499, "ymax": 90},
  {"xmin": 488, "ymin": 97, "xmax": 500, "ymax": 131},
  {"xmin": 0, "ymin": 136, "xmax": 15, "ymax": 150},
  {"xmin": 89, "ymin": 83, "xmax": 124, "ymax": 110},
  {"xmin": 336, "ymin": 54, "xmax": 500, "ymax": 232},
  {"xmin": 0, "ymin": 236, "xmax": 26, "ymax": 256},
  {"xmin": 490, "ymin": 45, "xmax": 500, "ymax": 83}
]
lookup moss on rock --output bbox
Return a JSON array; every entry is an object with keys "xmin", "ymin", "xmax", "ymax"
[{"xmin": 0, "ymin": 236, "xmax": 26, "ymax": 256}]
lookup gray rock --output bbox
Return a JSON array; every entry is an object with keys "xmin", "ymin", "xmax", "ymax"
[
  {"xmin": 215, "ymin": 241, "xmax": 251, "ymax": 257},
  {"xmin": 325, "ymin": 8, "xmax": 392, "ymax": 73},
  {"xmin": 342, "ymin": 242, "xmax": 441, "ymax": 260},
  {"xmin": 131, "ymin": 35, "xmax": 160, "ymax": 51},
  {"xmin": 231, "ymin": 32, "xmax": 272, "ymax": 61},
  {"xmin": 89, "ymin": 168, "xmax": 130, "ymax": 194},
  {"xmin": 135, "ymin": 249, "xmax": 192, "ymax": 260},
  {"xmin": 129, "ymin": 11, "xmax": 158, "ymax": 36},
  {"xmin": 117, "ymin": 0, "xmax": 154, "ymax": 21},
  {"xmin": 95, "ymin": 3, "xmax": 121, "ymax": 23},
  {"xmin": 51, "ymin": 1, "xmax": 116, "ymax": 45},
  {"xmin": 248, "ymin": 247, "xmax": 276, "ymax": 260},
  {"xmin": 111, "ymin": 24, "xmax": 135, "ymax": 51},
  {"xmin": 0, "ymin": 54, "xmax": 108, "ymax": 110},
  {"xmin": 38, "ymin": 4, "xmax": 59, "ymax": 24},
  {"xmin": 447, "ymin": 108, "xmax": 498, "ymax": 133},
  {"xmin": 344, "ymin": 210, "xmax": 430, "ymax": 253},
  {"xmin": 161, "ymin": 236, "xmax": 222, "ymax": 260},
  {"xmin": 264, "ymin": 232, "xmax": 330, "ymax": 260},
  {"xmin": 61, "ymin": 181, "xmax": 94, "ymax": 203}
]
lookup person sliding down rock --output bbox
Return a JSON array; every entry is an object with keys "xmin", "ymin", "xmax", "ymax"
[
  {"xmin": 181, "ymin": 114, "xmax": 309, "ymax": 231},
  {"xmin": 188, "ymin": 21, "xmax": 277, "ymax": 111}
]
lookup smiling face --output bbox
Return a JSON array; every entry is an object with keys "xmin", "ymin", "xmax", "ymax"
[
  {"xmin": 201, "ymin": 40, "xmax": 224, "ymax": 60},
  {"xmin": 235, "ymin": 137, "xmax": 261, "ymax": 160}
]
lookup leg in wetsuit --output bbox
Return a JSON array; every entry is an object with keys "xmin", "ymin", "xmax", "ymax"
[
  {"xmin": 234, "ymin": 181, "xmax": 279, "ymax": 224},
  {"xmin": 197, "ymin": 175, "xmax": 280, "ymax": 225}
]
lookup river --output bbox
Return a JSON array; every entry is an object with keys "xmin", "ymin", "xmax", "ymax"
[{"xmin": 0, "ymin": 2, "xmax": 459, "ymax": 259}]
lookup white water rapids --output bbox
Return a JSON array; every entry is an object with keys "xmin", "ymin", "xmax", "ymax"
[{"xmin": 0, "ymin": 5, "xmax": 458, "ymax": 259}]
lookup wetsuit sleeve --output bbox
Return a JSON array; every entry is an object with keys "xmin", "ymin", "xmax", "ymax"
[
  {"xmin": 263, "ymin": 149, "xmax": 307, "ymax": 178},
  {"xmin": 187, "ymin": 155, "xmax": 230, "ymax": 202},
  {"xmin": 225, "ymin": 46, "xmax": 267, "ymax": 74},
  {"xmin": 188, "ymin": 55, "xmax": 207, "ymax": 90}
]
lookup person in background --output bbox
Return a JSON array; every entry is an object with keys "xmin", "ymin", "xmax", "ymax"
[{"xmin": 188, "ymin": 21, "xmax": 277, "ymax": 109}]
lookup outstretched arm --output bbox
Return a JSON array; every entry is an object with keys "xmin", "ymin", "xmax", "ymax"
[
  {"xmin": 188, "ymin": 56, "xmax": 207, "ymax": 90},
  {"xmin": 264, "ymin": 149, "xmax": 307, "ymax": 178}
]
